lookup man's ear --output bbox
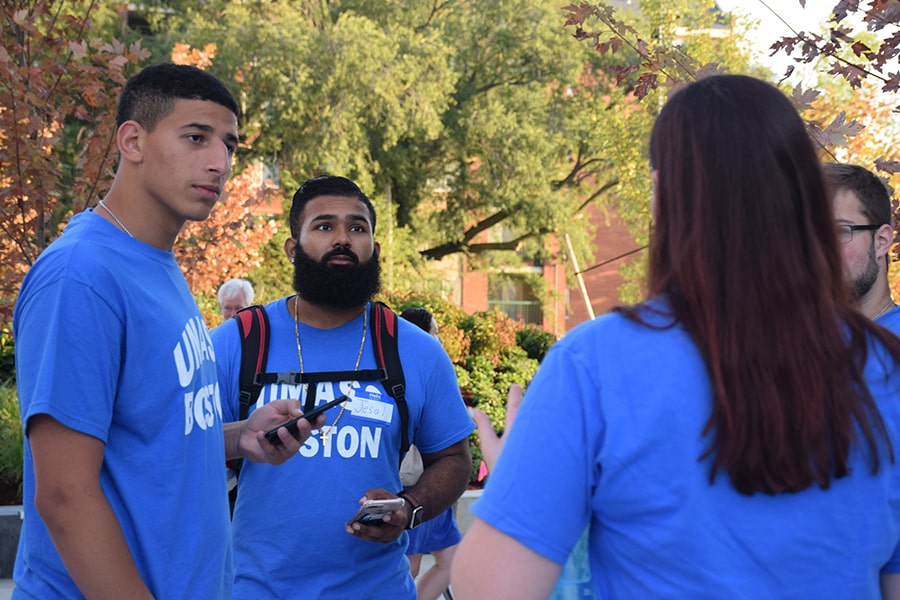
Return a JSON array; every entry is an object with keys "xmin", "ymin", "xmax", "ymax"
[
  {"xmin": 875, "ymin": 223, "xmax": 895, "ymax": 261},
  {"xmin": 284, "ymin": 237, "xmax": 297, "ymax": 263},
  {"xmin": 374, "ymin": 241, "xmax": 381, "ymax": 258},
  {"xmin": 116, "ymin": 121, "xmax": 143, "ymax": 164}
]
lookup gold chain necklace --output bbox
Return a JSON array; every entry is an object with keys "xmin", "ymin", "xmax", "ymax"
[{"xmin": 293, "ymin": 295, "xmax": 366, "ymax": 443}]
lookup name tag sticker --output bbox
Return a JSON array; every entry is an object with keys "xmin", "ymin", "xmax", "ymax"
[{"xmin": 350, "ymin": 397, "xmax": 394, "ymax": 424}]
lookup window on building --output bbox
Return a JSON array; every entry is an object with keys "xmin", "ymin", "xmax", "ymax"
[{"xmin": 488, "ymin": 275, "xmax": 542, "ymax": 325}]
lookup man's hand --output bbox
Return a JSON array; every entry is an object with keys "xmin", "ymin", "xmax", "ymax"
[
  {"xmin": 344, "ymin": 488, "xmax": 407, "ymax": 544},
  {"xmin": 227, "ymin": 399, "xmax": 325, "ymax": 463},
  {"xmin": 472, "ymin": 383, "xmax": 523, "ymax": 472}
]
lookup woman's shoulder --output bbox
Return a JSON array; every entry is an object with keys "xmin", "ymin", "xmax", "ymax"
[{"xmin": 560, "ymin": 299, "xmax": 681, "ymax": 345}]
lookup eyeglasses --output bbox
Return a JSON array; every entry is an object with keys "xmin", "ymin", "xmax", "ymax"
[{"xmin": 837, "ymin": 223, "xmax": 881, "ymax": 243}]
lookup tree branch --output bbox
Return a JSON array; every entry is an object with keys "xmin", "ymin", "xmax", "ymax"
[
  {"xmin": 421, "ymin": 225, "xmax": 555, "ymax": 260},
  {"xmin": 415, "ymin": 0, "xmax": 453, "ymax": 32},
  {"xmin": 575, "ymin": 178, "xmax": 619, "ymax": 213}
]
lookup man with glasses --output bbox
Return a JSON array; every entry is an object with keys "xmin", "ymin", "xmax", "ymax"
[{"xmin": 825, "ymin": 162, "xmax": 899, "ymax": 327}]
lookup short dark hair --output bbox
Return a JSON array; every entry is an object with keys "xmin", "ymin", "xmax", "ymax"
[
  {"xmin": 823, "ymin": 162, "xmax": 893, "ymax": 228},
  {"xmin": 115, "ymin": 63, "xmax": 239, "ymax": 131},
  {"xmin": 289, "ymin": 175, "xmax": 377, "ymax": 238},
  {"xmin": 400, "ymin": 307, "xmax": 434, "ymax": 333}
]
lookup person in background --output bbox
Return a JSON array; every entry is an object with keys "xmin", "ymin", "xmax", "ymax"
[
  {"xmin": 218, "ymin": 277, "xmax": 255, "ymax": 320},
  {"xmin": 400, "ymin": 306, "xmax": 463, "ymax": 600},
  {"xmin": 210, "ymin": 175, "xmax": 473, "ymax": 599},
  {"xmin": 474, "ymin": 385, "xmax": 595, "ymax": 600},
  {"xmin": 470, "ymin": 385, "xmax": 522, "ymax": 474},
  {"xmin": 451, "ymin": 74, "xmax": 900, "ymax": 599},
  {"xmin": 824, "ymin": 162, "xmax": 899, "ymax": 328},
  {"xmin": 12, "ymin": 63, "xmax": 315, "ymax": 600}
]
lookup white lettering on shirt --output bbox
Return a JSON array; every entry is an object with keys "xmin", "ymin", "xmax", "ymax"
[
  {"xmin": 173, "ymin": 316, "xmax": 217, "ymax": 387},
  {"xmin": 298, "ymin": 425, "xmax": 382, "ymax": 458},
  {"xmin": 183, "ymin": 382, "xmax": 221, "ymax": 434},
  {"xmin": 175, "ymin": 315, "xmax": 220, "ymax": 436}
]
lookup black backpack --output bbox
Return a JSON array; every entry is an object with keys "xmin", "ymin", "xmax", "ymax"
[{"xmin": 227, "ymin": 301, "xmax": 410, "ymax": 486}]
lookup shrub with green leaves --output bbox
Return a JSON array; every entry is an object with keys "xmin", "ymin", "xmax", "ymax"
[
  {"xmin": 380, "ymin": 291, "xmax": 553, "ymax": 485},
  {"xmin": 0, "ymin": 383, "xmax": 23, "ymax": 503},
  {"xmin": 516, "ymin": 324, "xmax": 557, "ymax": 362},
  {"xmin": 0, "ymin": 324, "xmax": 14, "ymax": 384}
]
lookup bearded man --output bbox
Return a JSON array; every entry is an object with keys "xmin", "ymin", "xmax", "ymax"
[
  {"xmin": 826, "ymin": 163, "xmax": 900, "ymax": 328},
  {"xmin": 210, "ymin": 175, "xmax": 473, "ymax": 599}
]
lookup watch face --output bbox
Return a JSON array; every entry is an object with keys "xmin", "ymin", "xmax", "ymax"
[{"xmin": 410, "ymin": 506, "xmax": 424, "ymax": 529}]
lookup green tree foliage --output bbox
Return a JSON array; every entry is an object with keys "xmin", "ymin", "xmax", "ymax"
[
  {"xmin": 381, "ymin": 290, "xmax": 552, "ymax": 484},
  {"xmin": 563, "ymin": 0, "xmax": 775, "ymax": 302},
  {"xmin": 0, "ymin": 383, "xmax": 23, "ymax": 503},
  {"xmin": 516, "ymin": 324, "xmax": 557, "ymax": 361},
  {"xmin": 0, "ymin": 324, "xmax": 13, "ymax": 383},
  {"xmin": 142, "ymin": 0, "xmax": 650, "ymax": 292},
  {"xmin": 567, "ymin": 0, "xmax": 900, "ymax": 300}
]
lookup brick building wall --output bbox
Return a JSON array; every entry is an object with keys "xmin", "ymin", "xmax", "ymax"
[
  {"xmin": 453, "ymin": 204, "xmax": 643, "ymax": 336},
  {"xmin": 566, "ymin": 205, "xmax": 644, "ymax": 330}
]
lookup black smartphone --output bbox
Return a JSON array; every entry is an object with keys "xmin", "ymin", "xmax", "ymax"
[{"xmin": 263, "ymin": 395, "xmax": 349, "ymax": 446}]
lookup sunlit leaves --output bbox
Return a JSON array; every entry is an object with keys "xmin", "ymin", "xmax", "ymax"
[
  {"xmin": 176, "ymin": 164, "xmax": 280, "ymax": 296},
  {"xmin": 0, "ymin": 0, "xmax": 147, "ymax": 322}
]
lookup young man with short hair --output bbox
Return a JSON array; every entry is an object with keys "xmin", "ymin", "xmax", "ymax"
[{"xmin": 13, "ymin": 63, "xmax": 316, "ymax": 599}]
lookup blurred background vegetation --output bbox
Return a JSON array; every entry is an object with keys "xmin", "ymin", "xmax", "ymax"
[
  {"xmin": 381, "ymin": 291, "xmax": 555, "ymax": 485},
  {"xmin": 2, "ymin": 0, "xmax": 897, "ymax": 498},
  {"xmin": 0, "ymin": 331, "xmax": 21, "ymax": 502}
]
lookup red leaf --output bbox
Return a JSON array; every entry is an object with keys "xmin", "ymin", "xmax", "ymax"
[
  {"xmin": 875, "ymin": 158, "xmax": 900, "ymax": 175},
  {"xmin": 563, "ymin": 4, "xmax": 597, "ymax": 26}
]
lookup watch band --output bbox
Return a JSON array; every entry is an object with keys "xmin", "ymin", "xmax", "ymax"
[{"xmin": 397, "ymin": 491, "xmax": 424, "ymax": 529}]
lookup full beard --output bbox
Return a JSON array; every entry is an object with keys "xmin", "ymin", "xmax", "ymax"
[
  {"xmin": 292, "ymin": 245, "xmax": 381, "ymax": 309},
  {"xmin": 854, "ymin": 243, "xmax": 879, "ymax": 298}
]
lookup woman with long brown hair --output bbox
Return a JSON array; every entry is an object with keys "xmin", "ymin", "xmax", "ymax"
[{"xmin": 452, "ymin": 74, "xmax": 900, "ymax": 599}]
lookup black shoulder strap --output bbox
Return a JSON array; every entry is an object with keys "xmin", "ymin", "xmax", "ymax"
[{"xmin": 371, "ymin": 301, "xmax": 409, "ymax": 466}]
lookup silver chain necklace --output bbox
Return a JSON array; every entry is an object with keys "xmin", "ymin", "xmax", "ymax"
[
  {"xmin": 97, "ymin": 199, "xmax": 134, "ymax": 238},
  {"xmin": 873, "ymin": 298, "xmax": 896, "ymax": 320}
]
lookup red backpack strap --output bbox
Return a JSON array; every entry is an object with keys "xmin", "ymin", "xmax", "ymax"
[
  {"xmin": 228, "ymin": 305, "xmax": 270, "ymax": 486},
  {"xmin": 371, "ymin": 302, "xmax": 409, "ymax": 466},
  {"xmin": 236, "ymin": 305, "xmax": 270, "ymax": 421}
]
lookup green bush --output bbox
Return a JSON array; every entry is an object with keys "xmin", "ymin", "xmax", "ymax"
[
  {"xmin": 380, "ymin": 292, "xmax": 555, "ymax": 486},
  {"xmin": 0, "ymin": 384, "xmax": 23, "ymax": 503},
  {"xmin": 516, "ymin": 324, "xmax": 557, "ymax": 362},
  {"xmin": 0, "ymin": 324, "xmax": 14, "ymax": 384}
]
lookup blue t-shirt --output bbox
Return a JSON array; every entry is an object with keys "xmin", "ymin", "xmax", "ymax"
[
  {"xmin": 406, "ymin": 505, "xmax": 461, "ymax": 555},
  {"xmin": 12, "ymin": 211, "xmax": 231, "ymax": 598},
  {"xmin": 211, "ymin": 299, "xmax": 474, "ymax": 599},
  {"xmin": 474, "ymin": 301, "xmax": 900, "ymax": 599},
  {"xmin": 876, "ymin": 304, "xmax": 900, "ymax": 334}
]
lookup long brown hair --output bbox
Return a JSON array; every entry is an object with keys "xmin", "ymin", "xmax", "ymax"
[{"xmin": 630, "ymin": 74, "xmax": 900, "ymax": 495}]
